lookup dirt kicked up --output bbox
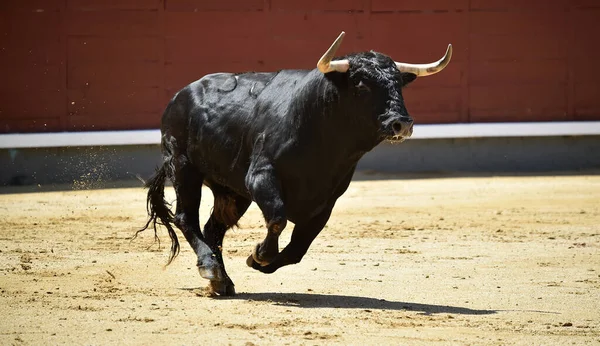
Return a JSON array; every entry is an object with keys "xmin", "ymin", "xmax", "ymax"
[{"xmin": 0, "ymin": 174, "xmax": 599, "ymax": 345}]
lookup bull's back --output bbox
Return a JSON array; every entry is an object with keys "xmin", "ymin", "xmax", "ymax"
[{"xmin": 163, "ymin": 72, "xmax": 279, "ymax": 196}]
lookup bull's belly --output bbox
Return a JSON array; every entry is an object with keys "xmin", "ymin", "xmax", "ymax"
[
  {"xmin": 202, "ymin": 171, "xmax": 333, "ymax": 223},
  {"xmin": 192, "ymin": 157, "xmax": 349, "ymax": 223},
  {"xmin": 206, "ymin": 172, "xmax": 250, "ymax": 198},
  {"xmin": 190, "ymin": 157, "xmax": 251, "ymax": 199}
]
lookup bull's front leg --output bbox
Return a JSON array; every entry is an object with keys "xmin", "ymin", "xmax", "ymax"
[
  {"xmin": 249, "ymin": 203, "xmax": 333, "ymax": 274},
  {"xmin": 244, "ymin": 157, "xmax": 287, "ymax": 267},
  {"xmin": 248, "ymin": 166, "xmax": 353, "ymax": 274}
]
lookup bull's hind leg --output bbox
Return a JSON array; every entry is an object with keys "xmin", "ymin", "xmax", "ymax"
[
  {"xmin": 171, "ymin": 156, "xmax": 222, "ymax": 282},
  {"xmin": 203, "ymin": 184, "xmax": 251, "ymax": 295}
]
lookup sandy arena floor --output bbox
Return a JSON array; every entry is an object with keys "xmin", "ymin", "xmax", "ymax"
[{"xmin": 0, "ymin": 174, "xmax": 599, "ymax": 345}]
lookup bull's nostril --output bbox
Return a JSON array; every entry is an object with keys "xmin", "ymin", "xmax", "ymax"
[{"xmin": 392, "ymin": 122, "xmax": 403, "ymax": 135}]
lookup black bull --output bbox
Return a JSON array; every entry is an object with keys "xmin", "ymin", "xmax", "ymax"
[{"xmin": 139, "ymin": 32, "xmax": 452, "ymax": 295}]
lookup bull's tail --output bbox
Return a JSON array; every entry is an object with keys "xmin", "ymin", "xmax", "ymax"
[{"xmin": 136, "ymin": 163, "xmax": 180, "ymax": 265}]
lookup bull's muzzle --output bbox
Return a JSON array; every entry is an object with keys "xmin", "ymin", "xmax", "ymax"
[{"xmin": 392, "ymin": 119, "xmax": 414, "ymax": 138}]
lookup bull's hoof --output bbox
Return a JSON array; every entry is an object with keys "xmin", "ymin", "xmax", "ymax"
[
  {"xmin": 198, "ymin": 265, "xmax": 222, "ymax": 281},
  {"xmin": 246, "ymin": 254, "xmax": 257, "ymax": 268},
  {"xmin": 252, "ymin": 243, "xmax": 268, "ymax": 266},
  {"xmin": 246, "ymin": 254, "xmax": 264, "ymax": 271},
  {"xmin": 250, "ymin": 243, "xmax": 276, "ymax": 266},
  {"xmin": 197, "ymin": 255, "xmax": 222, "ymax": 280},
  {"xmin": 245, "ymin": 255, "xmax": 278, "ymax": 274},
  {"xmin": 209, "ymin": 280, "xmax": 235, "ymax": 296}
]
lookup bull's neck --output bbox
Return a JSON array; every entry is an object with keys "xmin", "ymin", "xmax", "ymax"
[{"xmin": 295, "ymin": 71, "xmax": 381, "ymax": 155}]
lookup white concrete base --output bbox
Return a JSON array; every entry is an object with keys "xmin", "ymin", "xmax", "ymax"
[{"xmin": 1, "ymin": 121, "xmax": 600, "ymax": 149}]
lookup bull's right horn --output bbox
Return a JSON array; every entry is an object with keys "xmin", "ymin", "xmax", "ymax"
[
  {"xmin": 317, "ymin": 31, "xmax": 350, "ymax": 74},
  {"xmin": 395, "ymin": 44, "xmax": 453, "ymax": 77}
]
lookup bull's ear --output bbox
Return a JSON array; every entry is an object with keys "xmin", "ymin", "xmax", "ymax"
[{"xmin": 401, "ymin": 72, "xmax": 417, "ymax": 86}]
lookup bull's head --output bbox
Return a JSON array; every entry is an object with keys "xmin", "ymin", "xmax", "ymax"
[{"xmin": 317, "ymin": 31, "xmax": 452, "ymax": 143}]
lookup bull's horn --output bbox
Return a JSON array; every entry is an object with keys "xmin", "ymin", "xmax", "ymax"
[
  {"xmin": 317, "ymin": 31, "xmax": 350, "ymax": 73},
  {"xmin": 395, "ymin": 44, "xmax": 453, "ymax": 77}
]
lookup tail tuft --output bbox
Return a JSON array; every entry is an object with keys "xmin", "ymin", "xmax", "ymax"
[{"xmin": 136, "ymin": 164, "xmax": 180, "ymax": 265}]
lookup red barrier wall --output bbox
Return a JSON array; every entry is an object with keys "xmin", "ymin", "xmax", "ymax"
[{"xmin": 1, "ymin": 0, "xmax": 599, "ymax": 133}]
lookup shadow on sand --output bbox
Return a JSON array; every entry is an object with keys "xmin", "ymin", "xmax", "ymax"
[{"xmin": 225, "ymin": 292, "xmax": 496, "ymax": 315}]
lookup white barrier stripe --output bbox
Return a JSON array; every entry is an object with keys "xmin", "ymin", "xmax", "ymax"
[
  {"xmin": 0, "ymin": 130, "xmax": 161, "ymax": 149},
  {"xmin": 0, "ymin": 122, "xmax": 599, "ymax": 149},
  {"xmin": 411, "ymin": 121, "xmax": 600, "ymax": 139}
]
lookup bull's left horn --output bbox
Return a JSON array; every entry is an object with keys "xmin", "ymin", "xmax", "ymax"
[
  {"xmin": 317, "ymin": 31, "xmax": 350, "ymax": 73},
  {"xmin": 395, "ymin": 44, "xmax": 453, "ymax": 77}
]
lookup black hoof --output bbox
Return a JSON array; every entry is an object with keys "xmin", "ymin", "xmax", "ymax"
[
  {"xmin": 209, "ymin": 280, "xmax": 235, "ymax": 296},
  {"xmin": 246, "ymin": 254, "xmax": 256, "ymax": 268},
  {"xmin": 250, "ymin": 243, "xmax": 278, "ymax": 266},
  {"xmin": 246, "ymin": 255, "xmax": 279, "ymax": 274},
  {"xmin": 251, "ymin": 243, "xmax": 266, "ymax": 265},
  {"xmin": 246, "ymin": 254, "xmax": 264, "ymax": 271}
]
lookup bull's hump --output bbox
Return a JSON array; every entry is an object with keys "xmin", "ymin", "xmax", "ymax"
[
  {"xmin": 198, "ymin": 72, "xmax": 277, "ymax": 94},
  {"xmin": 196, "ymin": 73, "xmax": 238, "ymax": 93}
]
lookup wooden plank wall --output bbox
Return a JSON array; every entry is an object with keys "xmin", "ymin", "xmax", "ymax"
[{"xmin": 1, "ymin": 0, "xmax": 599, "ymax": 133}]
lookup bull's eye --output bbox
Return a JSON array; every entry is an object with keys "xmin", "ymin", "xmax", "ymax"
[{"xmin": 356, "ymin": 81, "xmax": 370, "ymax": 92}]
